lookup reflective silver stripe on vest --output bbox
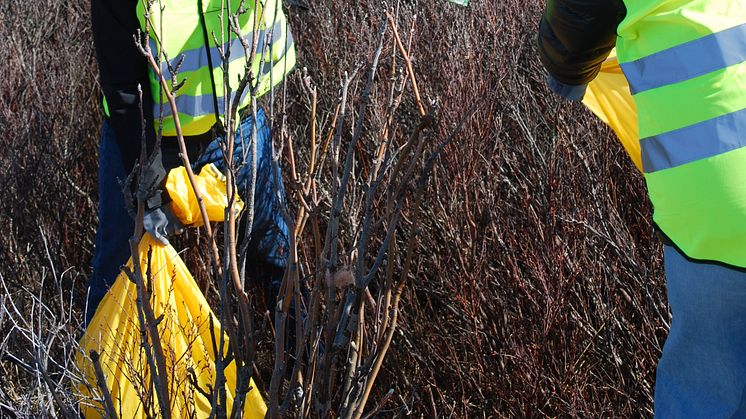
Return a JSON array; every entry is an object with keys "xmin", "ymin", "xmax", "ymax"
[
  {"xmin": 160, "ymin": 20, "xmax": 286, "ymax": 81},
  {"xmin": 641, "ymin": 107, "xmax": 746, "ymax": 173},
  {"xmin": 620, "ymin": 22, "xmax": 746, "ymax": 94},
  {"xmin": 155, "ymin": 36, "xmax": 294, "ymax": 118}
]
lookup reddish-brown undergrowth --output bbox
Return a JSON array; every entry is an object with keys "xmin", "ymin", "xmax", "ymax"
[{"xmin": 0, "ymin": 0, "xmax": 667, "ymax": 417}]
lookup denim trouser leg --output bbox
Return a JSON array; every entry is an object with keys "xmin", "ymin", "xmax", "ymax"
[
  {"xmin": 86, "ymin": 121, "xmax": 135, "ymax": 325},
  {"xmin": 194, "ymin": 108, "xmax": 289, "ymax": 306},
  {"xmin": 654, "ymin": 245, "xmax": 746, "ymax": 418}
]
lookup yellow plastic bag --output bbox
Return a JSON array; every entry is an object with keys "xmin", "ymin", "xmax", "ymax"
[
  {"xmin": 167, "ymin": 163, "xmax": 244, "ymax": 226},
  {"xmin": 583, "ymin": 49, "xmax": 642, "ymax": 172},
  {"xmin": 77, "ymin": 164, "xmax": 263, "ymax": 418}
]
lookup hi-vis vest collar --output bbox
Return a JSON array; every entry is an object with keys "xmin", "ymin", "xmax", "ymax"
[
  {"xmin": 138, "ymin": 0, "xmax": 296, "ymax": 137},
  {"xmin": 616, "ymin": 0, "xmax": 746, "ymax": 267}
]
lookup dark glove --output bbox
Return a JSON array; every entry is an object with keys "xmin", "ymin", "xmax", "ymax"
[
  {"xmin": 547, "ymin": 74, "xmax": 587, "ymax": 102},
  {"xmin": 142, "ymin": 204, "xmax": 184, "ymax": 246}
]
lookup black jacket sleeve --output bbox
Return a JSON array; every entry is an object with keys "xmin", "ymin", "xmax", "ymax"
[
  {"xmin": 91, "ymin": 0, "xmax": 155, "ymax": 182},
  {"xmin": 91, "ymin": 0, "xmax": 166, "ymax": 208},
  {"xmin": 537, "ymin": 0, "xmax": 626, "ymax": 86}
]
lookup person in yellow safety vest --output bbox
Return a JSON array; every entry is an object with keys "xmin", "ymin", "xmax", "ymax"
[
  {"xmin": 88, "ymin": 0, "xmax": 296, "ymax": 325},
  {"xmin": 538, "ymin": 0, "xmax": 746, "ymax": 416}
]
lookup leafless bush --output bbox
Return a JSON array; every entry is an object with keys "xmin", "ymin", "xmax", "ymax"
[
  {"xmin": 1, "ymin": 0, "xmax": 97, "ymax": 416},
  {"xmin": 283, "ymin": 1, "xmax": 668, "ymax": 416},
  {"xmin": 1, "ymin": 0, "xmax": 668, "ymax": 417}
]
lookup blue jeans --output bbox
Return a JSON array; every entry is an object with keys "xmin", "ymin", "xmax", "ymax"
[
  {"xmin": 86, "ymin": 109, "xmax": 288, "ymax": 325},
  {"xmin": 655, "ymin": 245, "xmax": 746, "ymax": 417}
]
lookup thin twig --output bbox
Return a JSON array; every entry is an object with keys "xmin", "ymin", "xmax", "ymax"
[{"xmin": 89, "ymin": 350, "xmax": 118, "ymax": 418}]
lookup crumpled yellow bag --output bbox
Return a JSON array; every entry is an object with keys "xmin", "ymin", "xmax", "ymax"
[
  {"xmin": 77, "ymin": 164, "xmax": 263, "ymax": 418},
  {"xmin": 583, "ymin": 49, "xmax": 642, "ymax": 172},
  {"xmin": 167, "ymin": 163, "xmax": 243, "ymax": 226}
]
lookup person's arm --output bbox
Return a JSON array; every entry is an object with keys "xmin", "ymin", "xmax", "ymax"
[
  {"xmin": 537, "ymin": 0, "xmax": 626, "ymax": 101},
  {"xmin": 91, "ymin": 0, "xmax": 165, "ymax": 208},
  {"xmin": 92, "ymin": 0, "xmax": 184, "ymax": 244},
  {"xmin": 91, "ymin": 0, "xmax": 153, "ymax": 173}
]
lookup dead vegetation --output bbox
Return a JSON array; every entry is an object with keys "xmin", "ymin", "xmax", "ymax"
[{"xmin": 0, "ymin": 0, "xmax": 668, "ymax": 417}]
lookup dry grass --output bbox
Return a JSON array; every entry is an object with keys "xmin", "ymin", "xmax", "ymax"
[{"xmin": 0, "ymin": 0, "xmax": 668, "ymax": 417}]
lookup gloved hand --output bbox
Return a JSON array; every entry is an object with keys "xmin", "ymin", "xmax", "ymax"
[
  {"xmin": 142, "ymin": 204, "xmax": 184, "ymax": 246},
  {"xmin": 547, "ymin": 74, "xmax": 588, "ymax": 102}
]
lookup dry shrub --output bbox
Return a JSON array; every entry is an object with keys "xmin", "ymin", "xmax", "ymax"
[
  {"xmin": 285, "ymin": 1, "xmax": 667, "ymax": 416},
  {"xmin": 0, "ymin": 0, "xmax": 668, "ymax": 417},
  {"xmin": 0, "ymin": 0, "xmax": 98, "ymax": 416}
]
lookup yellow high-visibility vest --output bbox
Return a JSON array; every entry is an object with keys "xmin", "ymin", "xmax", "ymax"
[
  {"xmin": 137, "ymin": 0, "xmax": 295, "ymax": 136},
  {"xmin": 614, "ymin": 0, "xmax": 746, "ymax": 266}
]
